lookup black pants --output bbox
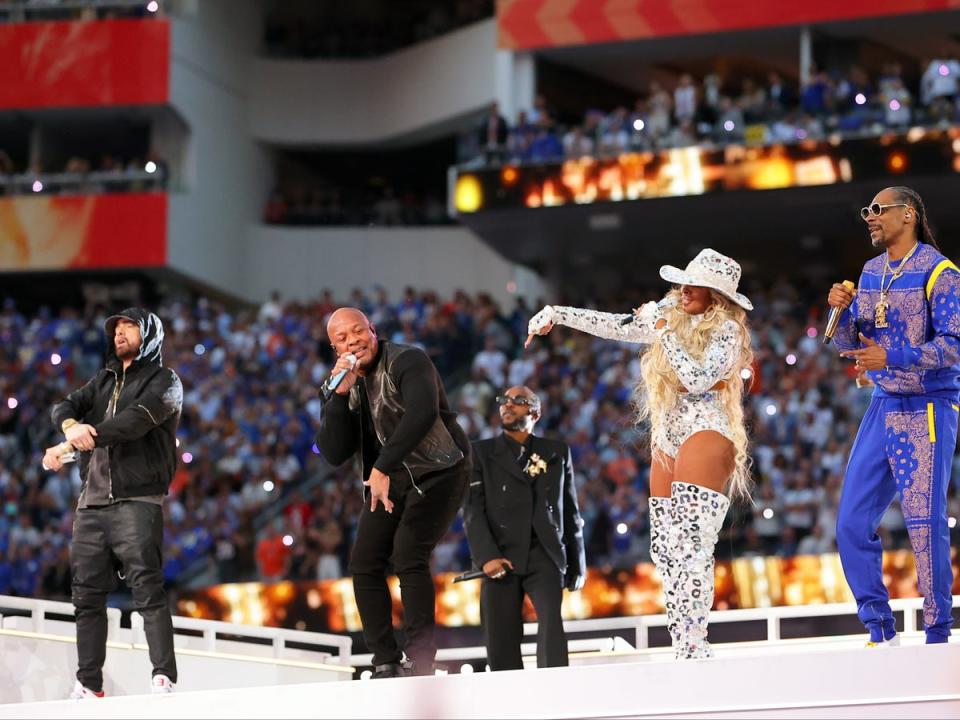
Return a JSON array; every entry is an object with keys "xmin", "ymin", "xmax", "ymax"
[
  {"xmin": 480, "ymin": 543, "xmax": 568, "ymax": 671},
  {"xmin": 348, "ymin": 464, "xmax": 468, "ymax": 670},
  {"xmin": 71, "ymin": 501, "xmax": 177, "ymax": 692}
]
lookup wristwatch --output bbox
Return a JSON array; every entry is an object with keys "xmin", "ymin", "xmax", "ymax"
[{"xmin": 61, "ymin": 418, "xmax": 78, "ymax": 433}]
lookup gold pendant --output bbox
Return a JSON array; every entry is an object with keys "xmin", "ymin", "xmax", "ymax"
[{"xmin": 875, "ymin": 295, "xmax": 889, "ymax": 329}]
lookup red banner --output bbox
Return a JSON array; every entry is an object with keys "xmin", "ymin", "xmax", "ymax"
[
  {"xmin": 0, "ymin": 192, "xmax": 167, "ymax": 270},
  {"xmin": 0, "ymin": 19, "xmax": 169, "ymax": 109},
  {"xmin": 498, "ymin": 0, "xmax": 960, "ymax": 50}
]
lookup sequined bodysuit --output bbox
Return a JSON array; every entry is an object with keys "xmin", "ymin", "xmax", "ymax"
[{"xmin": 538, "ymin": 304, "xmax": 742, "ymax": 457}]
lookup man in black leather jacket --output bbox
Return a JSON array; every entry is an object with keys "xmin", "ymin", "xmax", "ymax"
[
  {"xmin": 316, "ymin": 307, "xmax": 470, "ymax": 678},
  {"xmin": 464, "ymin": 386, "xmax": 586, "ymax": 671},
  {"xmin": 45, "ymin": 308, "xmax": 182, "ymax": 698}
]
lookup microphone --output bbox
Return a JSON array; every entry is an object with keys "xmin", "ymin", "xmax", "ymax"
[
  {"xmin": 619, "ymin": 296, "xmax": 678, "ymax": 326},
  {"xmin": 453, "ymin": 569, "xmax": 489, "ymax": 583},
  {"xmin": 321, "ymin": 353, "xmax": 357, "ymax": 400},
  {"xmin": 42, "ymin": 449, "xmax": 78, "ymax": 471},
  {"xmin": 823, "ymin": 280, "xmax": 856, "ymax": 345}
]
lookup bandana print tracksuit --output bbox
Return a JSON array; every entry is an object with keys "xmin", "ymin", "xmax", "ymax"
[{"xmin": 833, "ymin": 242, "xmax": 960, "ymax": 643}]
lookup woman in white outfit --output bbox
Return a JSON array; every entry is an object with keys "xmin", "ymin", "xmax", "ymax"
[{"xmin": 526, "ymin": 249, "xmax": 754, "ymax": 659}]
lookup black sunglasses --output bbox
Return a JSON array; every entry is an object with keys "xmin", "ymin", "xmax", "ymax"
[
  {"xmin": 860, "ymin": 202, "xmax": 909, "ymax": 220},
  {"xmin": 496, "ymin": 395, "xmax": 534, "ymax": 407}
]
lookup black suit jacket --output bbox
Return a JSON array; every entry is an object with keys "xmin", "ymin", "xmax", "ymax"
[{"xmin": 464, "ymin": 434, "xmax": 586, "ymax": 578}]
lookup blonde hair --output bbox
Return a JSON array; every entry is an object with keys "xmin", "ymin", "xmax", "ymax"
[{"xmin": 635, "ymin": 288, "xmax": 754, "ymax": 501}]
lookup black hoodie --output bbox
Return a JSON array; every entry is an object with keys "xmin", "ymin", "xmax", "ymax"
[{"xmin": 51, "ymin": 308, "xmax": 183, "ymax": 501}]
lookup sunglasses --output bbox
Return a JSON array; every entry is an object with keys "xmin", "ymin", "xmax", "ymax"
[
  {"xmin": 860, "ymin": 202, "xmax": 909, "ymax": 220},
  {"xmin": 496, "ymin": 395, "xmax": 535, "ymax": 407}
]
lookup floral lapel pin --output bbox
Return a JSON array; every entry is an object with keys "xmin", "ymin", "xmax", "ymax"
[{"xmin": 523, "ymin": 453, "xmax": 548, "ymax": 478}]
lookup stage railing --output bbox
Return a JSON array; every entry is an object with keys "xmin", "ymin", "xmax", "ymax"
[{"xmin": 130, "ymin": 611, "xmax": 354, "ymax": 666}]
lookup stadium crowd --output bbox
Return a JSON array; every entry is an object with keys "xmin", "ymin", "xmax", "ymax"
[
  {"xmin": 4, "ymin": 278, "xmax": 960, "ymax": 599},
  {"xmin": 472, "ymin": 58, "xmax": 960, "ymax": 165}
]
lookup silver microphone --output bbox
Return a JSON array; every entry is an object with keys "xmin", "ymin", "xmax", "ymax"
[
  {"xmin": 321, "ymin": 353, "xmax": 358, "ymax": 400},
  {"xmin": 619, "ymin": 295, "xmax": 678, "ymax": 326}
]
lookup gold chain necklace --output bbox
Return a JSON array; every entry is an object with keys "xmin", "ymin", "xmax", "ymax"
[{"xmin": 875, "ymin": 242, "xmax": 919, "ymax": 328}]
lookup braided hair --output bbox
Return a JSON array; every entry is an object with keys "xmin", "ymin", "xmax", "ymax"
[{"xmin": 889, "ymin": 186, "xmax": 940, "ymax": 251}]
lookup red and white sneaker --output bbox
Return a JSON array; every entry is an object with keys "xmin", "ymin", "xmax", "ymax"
[
  {"xmin": 151, "ymin": 674, "xmax": 175, "ymax": 694},
  {"xmin": 69, "ymin": 680, "xmax": 104, "ymax": 700}
]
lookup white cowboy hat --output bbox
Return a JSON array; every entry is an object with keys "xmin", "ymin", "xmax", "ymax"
[{"xmin": 659, "ymin": 248, "xmax": 753, "ymax": 310}]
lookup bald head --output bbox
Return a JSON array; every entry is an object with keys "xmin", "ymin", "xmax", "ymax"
[{"xmin": 327, "ymin": 307, "xmax": 378, "ymax": 370}]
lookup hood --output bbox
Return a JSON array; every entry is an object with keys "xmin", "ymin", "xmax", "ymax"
[{"xmin": 104, "ymin": 307, "xmax": 165, "ymax": 366}]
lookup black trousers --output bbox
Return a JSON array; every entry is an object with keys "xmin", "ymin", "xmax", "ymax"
[
  {"xmin": 71, "ymin": 501, "xmax": 177, "ymax": 692},
  {"xmin": 348, "ymin": 463, "xmax": 468, "ymax": 670},
  {"xmin": 480, "ymin": 543, "xmax": 568, "ymax": 671}
]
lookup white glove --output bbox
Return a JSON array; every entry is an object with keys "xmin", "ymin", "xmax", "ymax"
[{"xmin": 527, "ymin": 305, "xmax": 556, "ymax": 336}]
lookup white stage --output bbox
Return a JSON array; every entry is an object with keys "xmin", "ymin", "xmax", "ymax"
[
  {"xmin": 2, "ymin": 594, "xmax": 959, "ymax": 718},
  {"xmin": 3, "ymin": 637, "xmax": 959, "ymax": 719}
]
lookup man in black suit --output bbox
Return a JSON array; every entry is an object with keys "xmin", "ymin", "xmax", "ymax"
[{"xmin": 464, "ymin": 385, "xmax": 586, "ymax": 671}]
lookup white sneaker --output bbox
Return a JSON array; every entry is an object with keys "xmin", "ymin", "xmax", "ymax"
[
  {"xmin": 69, "ymin": 680, "xmax": 104, "ymax": 700},
  {"xmin": 865, "ymin": 634, "xmax": 900, "ymax": 648},
  {"xmin": 151, "ymin": 674, "xmax": 175, "ymax": 694}
]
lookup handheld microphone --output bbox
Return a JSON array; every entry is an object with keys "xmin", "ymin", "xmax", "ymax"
[
  {"xmin": 453, "ymin": 569, "xmax": 487, "ymax": 583},
  {"xmin": 619, "ymin": 296, "xmax": 678, "ymax": 326},
  {"xmin": 321, "ymin": 353, "xmax": 357, "ymax": 400},
  {"xmin": 823, "ymin": 280, "xmax": 856, "ymax": 345}
]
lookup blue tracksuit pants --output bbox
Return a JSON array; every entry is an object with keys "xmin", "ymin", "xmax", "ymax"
[{"xmin": 837, "ymin": 394, "xmax": 956, "ymax": 642}]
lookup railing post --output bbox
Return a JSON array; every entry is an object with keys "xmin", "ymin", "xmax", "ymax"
[
  {"xmin": 767, "ymin": 613, "xmax": 780, "ymax": 642},
  {"xmin": 635, "ymin": 619, "xmax": 649, "ymax": 649},
  {"xmin": 272, "ymin": 636, "xmax": 285, "ymax": 658},
  {"xmin": 903, "ymin": 606, "xmax": 917, "ymax": 634},
  {"xmin": 205, "ymin": 628, "xmax": 217, "ymax": 653}
]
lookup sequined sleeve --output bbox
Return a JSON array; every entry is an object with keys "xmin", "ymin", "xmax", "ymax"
[
  {"xmin": 885, "ymin": 266, "xmax": 960, "ymax": 370},
  {"xmin": 659, "ymin": 319, "xmax": 740, "ymax": 394},
  {"xmin": 550, "ymin": 305, "xmax": 656, "ymax": 345}
]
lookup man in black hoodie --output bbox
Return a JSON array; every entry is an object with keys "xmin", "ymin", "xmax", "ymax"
[
  {"xmin": 44, "ymin": 308, "xmax": 182, "ymax": 698},
  {"xmin": 316, "ymin": 307, "xmax": 470, "ymax": 678}
]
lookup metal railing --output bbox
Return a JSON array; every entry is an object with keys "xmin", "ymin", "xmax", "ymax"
[
  {"xmin": 0, "ymin": 0, "xmax": 161, "ymax": 16},
  {"xmin": 1, "ymin": 169, "xmax": 166, "ymax": 195},
  {"xmin": 131, "ymin": 611, "xmax": 353, "ymax": 666},
  {"xmin": 0, "ymin": 595, "xmax": 121, "ymax": 637}
]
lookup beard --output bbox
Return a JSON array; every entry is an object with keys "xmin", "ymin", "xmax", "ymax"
[
  {"xmin": 502, "ymin": 416, "xmax": 532, "ymax": 432},
  {"xmin": 115, "ymin": 344, "xmax": 138, "ymax": 361}
]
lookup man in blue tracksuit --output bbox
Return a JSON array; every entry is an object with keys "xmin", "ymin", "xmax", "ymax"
[{"xmin": 828, "ymin": 186, "xmax": 958, "ymax": 646}]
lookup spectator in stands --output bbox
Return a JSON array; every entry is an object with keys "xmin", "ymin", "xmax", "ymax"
[
  {"xmin": 465, "ymin": 385, "xmax": 585, "ymax": 671},
  {"xmin": 46, "ymin": 308, "xmax": 181, "ymax": 697},
  {"xmin": 477, "ymin": 102, "xmax": 509, "ymax": 165}
]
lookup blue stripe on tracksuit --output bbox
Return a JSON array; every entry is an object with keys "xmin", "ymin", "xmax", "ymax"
[{"xmin": 837, "ymin": 394, "xmax": 956, "ymax": 642}]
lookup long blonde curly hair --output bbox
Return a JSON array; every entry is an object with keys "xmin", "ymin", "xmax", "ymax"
[{"xmin": 635, "ymin": 288, "xmax": 754, "ymax": 501}]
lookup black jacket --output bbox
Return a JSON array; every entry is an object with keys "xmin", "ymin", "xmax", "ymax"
[
  {"xmin": 51, "ymin": 308, "xmax": 182, "ymax": 499},
  {"xmin": 464, "ymin": 434, "xmax": 586, "ymax": 578},
  {"xmin": 317, "ymin": 341, "xmax": 469, "ymax": 490}
]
